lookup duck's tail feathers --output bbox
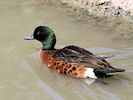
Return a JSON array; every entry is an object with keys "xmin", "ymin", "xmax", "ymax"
[
  {"xmin": 94, "ymin": 68, "xmax": 125, "ymax": 78},
  {"xmin": 106, "ymin": 68, "xmax": 125, "ymax": 75}
]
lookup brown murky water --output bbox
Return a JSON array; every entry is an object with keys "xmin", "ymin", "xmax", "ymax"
[{"xmin": 0, "ymin": 0, "xmax": 133, "ymax": 100}]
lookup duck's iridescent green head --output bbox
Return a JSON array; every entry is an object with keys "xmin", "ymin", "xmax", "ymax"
[{"xmin": 24, "ymin": 26, "xmax": 56, "ymax": 50}]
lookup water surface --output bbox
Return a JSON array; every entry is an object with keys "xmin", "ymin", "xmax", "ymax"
[{"xmin": 0, "ymin": 0, "xmax": 133, "ymax": 100}]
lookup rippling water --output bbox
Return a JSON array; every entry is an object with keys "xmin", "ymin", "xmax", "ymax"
[{"xmin": 0, "ymin": 0, "xmax": 133, "ymax": 100}]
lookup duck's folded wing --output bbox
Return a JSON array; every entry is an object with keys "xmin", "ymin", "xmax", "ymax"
[
  {"xmin": 53, "ymin": 45, "xmax": 125, "ymax": 78},
  {"xmin": 53, "ymin": 45, "xmax": 112, "ymax": 69}
]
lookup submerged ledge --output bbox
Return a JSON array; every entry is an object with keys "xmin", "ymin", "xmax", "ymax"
[
  {"xmin": 59, "ymin": 0, "xmax": 133, "ymax": 40},
  {"xmin": 60, "ymin": 0, "xmax": 133, "ymax": 21}
]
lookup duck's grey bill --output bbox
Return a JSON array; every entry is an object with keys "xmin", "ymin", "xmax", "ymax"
[{"xmin": 24, "ymin": 35, "xmax": 34, "ymax": 40}]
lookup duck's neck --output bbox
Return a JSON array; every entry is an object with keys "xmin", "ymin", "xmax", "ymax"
[{"xmin": 42, "ymin": 33, "xmax": 56, "ymax": 50}]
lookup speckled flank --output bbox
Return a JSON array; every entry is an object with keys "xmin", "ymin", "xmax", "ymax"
[{"xmin": 39, "ymin": 50, "xmax": 89, "ymax": 78}]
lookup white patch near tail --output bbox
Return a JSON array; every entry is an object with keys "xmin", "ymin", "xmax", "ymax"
[{"xmin": 85, "ymin": 68, "xmax": 97, "ymax": 79}]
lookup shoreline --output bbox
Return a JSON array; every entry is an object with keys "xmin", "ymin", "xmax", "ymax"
[
  {"xmin": 60, "ymin": 0, "xmax": 133, "ymax": 22},
  {"xmin": 59, "ymin": 0, "xmax": 133, "ymax": 40}
]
